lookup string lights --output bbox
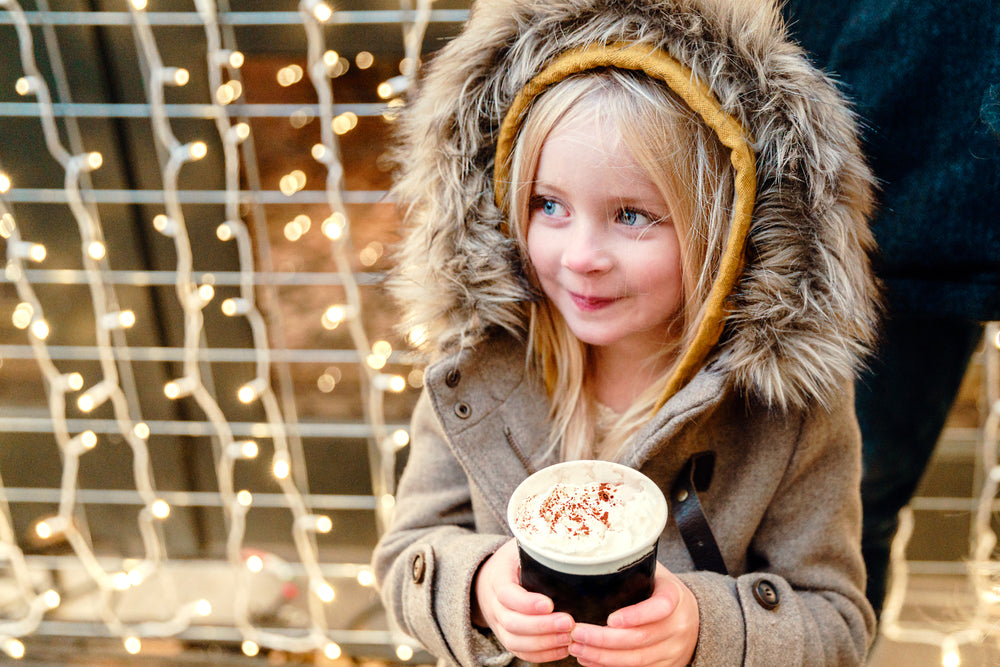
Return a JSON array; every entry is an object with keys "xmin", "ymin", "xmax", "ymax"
[
  {"xmin": 0, "ymin": 0, "xmax": 452, "ymax": 660},
  {"xmin": 880, "ymin": 323, "xmax": 1000, "ymax": 665},
  {"xmin": 11, "ymin": 2, "xmax": 993, "ymax": 666}
]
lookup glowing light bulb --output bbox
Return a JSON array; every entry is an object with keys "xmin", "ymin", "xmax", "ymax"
[
  {"xmin": 228, "ymin": 51, "xmax": 244, "ymax": 68},
  {"xmin": 356, "ymin": 51, "xmax": 374, "ymax": 69},
  {"xmin": 133, "ymin": 422, "xmax": 150, "ymax": 439},
  {"xmin": 366, "ymin": 354, "xmax": 387, "ymax": 370},
  {"xmin": 237, "ymin": 378, "xmax": 266, "ymax": 404},
  {"xmin": 128, "ymin": 568, "xmax": 145, "ymax": 587},
  {"xmin": 67, "ymin": 373, "xmax": 84, "ymax": 391},
  {"xmin": 315, "ymin": 515, "xmax": 332, "ymax": 533},
  {"xmin": 321, "ymin": 305, "xmax": 346, "ymax": 330},
  {"xmin": 124, "ymin": 637, "xmax": 141, "ymax": 655},
  {"xmin": 189, "ymin": 141, "xmax": 207, "ymax": 160},
  {"xmin": 378, "ymin": 75, "xmax": 409, "ymax": 100},
  {"xmin": 43, "ymin": 589, "xmax": 60, "ymax": 609},
  {"xmin": 151, "ymin": 500, "xmax": 170, "ymax": 519},
  {"xmin": 234, "ymin": 122, "xmax": 250, "ymax": 141},
  {"xmin": 357, "ymin": 568, "xmax": 375, "ymax": 587},
  {"xmin": 942, "ymin": 650, "xmax": 960, "ymax": 667},
  {"xmin": 372, "ymin": 340, "xmax": 392, "ymax": 359},
  {"xmin": 12, "ymin": 303, "xmax": 33, "ymax": 329},
  {"xmin": 113, "ymin": 572, "xmax": 131, "ymax": 590},
  {"xmin": 0, "ymin": 173, "xmax": 10, "ymax": 193},
  {"xmin": 311, "ymin": 143, "xmax": 328, "ymax": 163},
  {"xmin": 152, "ymin": 214, "xmax": 176, "ymax": 236},
  {"xmin": 311, "ymin": 1, "xmax": 333, "ymax": 22},
  {"xmin": 332, "ymin": 112, "xmax": 358, "ymax": 135},
  {"xmin": 231, "ymin": 440, "xmax": 259, "ymax": 459},
  {"xmin": 197, "ymin": 284, "xmax": 215, "ymax": 304},
  {"xmin": 195, "ymin": 599, "xmax": 211, "ymax": 616},
  {"xmin": 380, "ymin": 494, "xmax": 396, "ymax": 510},
  {"xmin": 100, "ymin": 310, "xmax": 136, "ymax": 329},
  {"xmin": 324, "ymin": 643, "xmax": 341, "ymax": 660},
  {"xmin": 15, "ymin": 77, "xmax": 34, "ymax": 96},
  {"xmin": 284, "ymin": 219, "xmax": 305, "ymax": 241},
  {"xmin": 272, "ymin": 453, "xmax": 291, "ymax": 480},
  {"xmin": 237, "ymin": 490, "xmax": 253, "ymax": 507},
  {"xmin": 30, "ymin": 319, "xmax": 50, "ymax": 340},
  {"xmin": 277, "ymin": 64, "xmax": 303, "ymax": 87},
  {"xmin": 216, "ymin": 222, "xmax": 235, "ymax": 242},
  {"xmin": 88, "ymin": 241, "xmax": 107, "ymax": 260},
  {"xmin": 68, "ymin": 430, "xmax": 98, "ymax": 453},
  {"xmin": 246, "ymin": 554, "xmax": 264, "ymax": 572},
  {"xmin": 163, "ymin": 377, "xmax": 195, "ymax": 400},
  {"xmin": 87, "ymin": 152, "xmax": 103, "ymax": 170},
  {"xmin": 390, "ymin": 375, "xmax": 408, "ymax": 393},
  {"xmin": 241, "ymin": 641, "xmax": 259, "ymax": 657},
  {"xmin": 314, "ymin": 581, "xmax": 335, "ymax": 602},
  {"xmin": 14, "ymin": 241, "xmax": 47, "ymax": 262},
  {"xmin": 35, "ymin": 516, "xmax": 67, "ymax": 540},
  {"xmin": 221, "ymin": 298, "xmax": 250, "ymax": 317},
  {"xmin": 2, "ymin": 638, "xmax": 24, "ymax": 659},
  {"xmin": 130, "ymin": 0, "xmax": 147, "ymax": 10},
  {"xmin": 396, "ymin": 644, "xmax": 414, "ymax": 661},
  {"xmin": 322, "ymin": 213, "xmax": 346, "ymax": 240},
  {"xmin": 393, "ymin": 429, "xmax": 410, "ymax": 448},
  {"xmin": 408, "ymin": 325, "xmax": 429, "ymax": 348}
]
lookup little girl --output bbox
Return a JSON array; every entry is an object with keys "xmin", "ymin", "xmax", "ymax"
[{"xmin": 373, "ymin": 0, "xmax": 880, "ymax": 665}]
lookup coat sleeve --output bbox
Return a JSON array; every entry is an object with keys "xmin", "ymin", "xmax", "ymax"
[
  {"xmin": 680, "ymin": 386, "xmax": 877, "ymax": 666},
  {"xmin": 371, "ymin": 389, "xmax": 515, "ymax": 667}
]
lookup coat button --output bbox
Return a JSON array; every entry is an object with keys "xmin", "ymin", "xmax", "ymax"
[
  {"xmin": 445, "ymin": 368, "xmax": 461, "ymax": 387},
  {"xmin": 752, "ymin": 579, "xmax": 779, "ymax": 610},
  {"xmin": 411, "ymin": 553, "xmax": 426, "ymax": 584},
  {"xmin": 454, "ymin": 401, "xmax": 471, "ymax": 419}
]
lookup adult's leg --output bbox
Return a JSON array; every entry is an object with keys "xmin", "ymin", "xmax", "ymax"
[{"xmin": 856, "ymin": 311, "xmax": 984, "ymax": 618}]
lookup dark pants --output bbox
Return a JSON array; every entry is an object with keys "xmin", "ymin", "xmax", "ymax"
[{"xmin": 856, "ymin": 310, "xmax": 984, "ymax": 617}]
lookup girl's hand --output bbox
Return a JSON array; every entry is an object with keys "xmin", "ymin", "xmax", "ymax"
[
  {"xmin": 568, "ymin": 563, "xmax": 699, "ymax": 667},
  {"xmin": 473, "ymin": 538, "xmax": 575, "ymax": 663}
]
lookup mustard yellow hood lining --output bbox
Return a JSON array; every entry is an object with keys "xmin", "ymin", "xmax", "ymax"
[{"xmin": 493, "ymin": 42, "xmax": 757, "ymax": 410}]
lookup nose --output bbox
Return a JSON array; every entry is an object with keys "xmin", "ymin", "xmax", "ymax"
[{"xmin": 561, "ymin": 222, "xmax": 613, "ymax": 274}]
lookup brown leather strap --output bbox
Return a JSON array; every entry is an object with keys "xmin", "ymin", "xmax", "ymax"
[{"xmin": 670, "ymin": 452, "xmax": 728, "ymax": 575}]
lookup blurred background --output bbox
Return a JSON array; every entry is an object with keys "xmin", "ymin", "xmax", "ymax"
[{"xmin": 0, "ymin": 2, "xmax": 996, "ymax": 665}]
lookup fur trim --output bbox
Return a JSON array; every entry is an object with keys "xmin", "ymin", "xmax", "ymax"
[{"xmin": 388, "ymin": 0, "xmax": 880, "ymax": 408}]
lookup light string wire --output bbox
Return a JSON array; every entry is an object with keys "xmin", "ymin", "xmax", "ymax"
[
  {"xmin": 0, "ymin": 0, "xmax": 439, "ymax": 660},
  {"xmin": 1, "ymin": 0, "xmax": 200, "ymax": 655},
  {"xmin": 127, "ymin": 0, "xmax": 344, "ymax": 656},
  {"xmin": 880, "ymin": 323, "xmax": 1000, "ymax": 666}
]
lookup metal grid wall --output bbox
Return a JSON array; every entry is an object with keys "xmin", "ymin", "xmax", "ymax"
[{"xmin": 0, "ymin": 1, "xmax": 467, "ymax": 662}]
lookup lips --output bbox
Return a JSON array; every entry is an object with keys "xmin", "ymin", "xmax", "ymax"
[{"xmin": 569, "ymin": 292, "xmax": 618, "ymax": 312}]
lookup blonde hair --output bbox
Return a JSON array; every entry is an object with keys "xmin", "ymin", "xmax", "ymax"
[{"xmin": 506, "ymin": 68, "xmax": 734, "ymax": 460}]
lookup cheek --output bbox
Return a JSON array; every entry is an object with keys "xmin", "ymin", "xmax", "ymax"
[{"xmin": 525, "ymin": 225, "xmax": 556, "ymax": 277}]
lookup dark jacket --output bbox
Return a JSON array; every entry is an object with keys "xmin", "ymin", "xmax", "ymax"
[{"xmin": 783, "ymin": 0, "xmax": 1000, "ymax": 320}]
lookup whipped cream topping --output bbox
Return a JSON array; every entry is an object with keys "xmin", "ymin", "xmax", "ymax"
[{"xmin": 512, "ymin": 479, "xmax": 660, "ymax": 558}]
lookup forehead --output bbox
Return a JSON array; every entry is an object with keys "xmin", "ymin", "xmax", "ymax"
[{"xmin": 536, "ymin": 113, "xmax": 647, "ymax": 180}]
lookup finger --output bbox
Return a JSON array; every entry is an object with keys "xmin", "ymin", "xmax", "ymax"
[
  {"xmin": 607, "ymin": 590, "xmax": 674, "ymax": 628},
  {"xmin": 495, "ymin": 580, "xmax": 556, "ymax": 614},
  {"xmin": 497, "ymin": 609, "xmax": 574, "ymax": 638},
  {"xmin": 572, "ymin": 622, "xmax": 658, "ymax": 651}
]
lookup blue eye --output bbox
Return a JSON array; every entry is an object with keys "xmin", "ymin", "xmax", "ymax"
[
  {"xmin": 619, "ymin": 208, "xmax": 653, "ymax": 227},
  {"xmin": 532, "ymin": 197, "xmax": 567, "ymax": 217}
]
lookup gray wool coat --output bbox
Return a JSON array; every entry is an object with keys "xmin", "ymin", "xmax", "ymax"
[{"xmin": 372, "ymin": 335, "xmax": 875, "ymax": 666}]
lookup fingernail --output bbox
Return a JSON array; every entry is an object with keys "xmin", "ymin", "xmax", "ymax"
[{"xmin": 555, "ymin": 615, "xmax": 573, "ymax": 632}]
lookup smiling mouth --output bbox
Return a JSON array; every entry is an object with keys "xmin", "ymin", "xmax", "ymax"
[{"xmin": 569, "ymin": 292, "xmax": 618, "ymax": 311}]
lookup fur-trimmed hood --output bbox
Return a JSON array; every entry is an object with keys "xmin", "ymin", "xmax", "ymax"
[{"xmin": 389, "ymin": 0, "xmax": 880, "ymax": 409}]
